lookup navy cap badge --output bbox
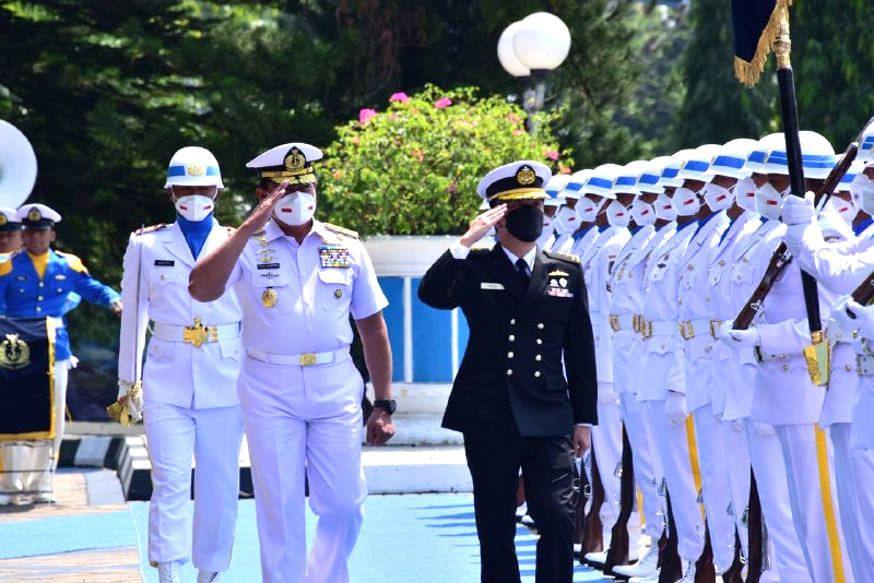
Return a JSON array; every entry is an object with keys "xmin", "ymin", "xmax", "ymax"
[
  {"xmin": 27, "ymin": 208, "xmax": 42, "ymax": 222},
  {"xmin": 516, "ymin": 165, "xmax": 536, "ymax": 186},
  {"xmin": 187, "ymin": 163, "xmax": 204, "ymax": 176},
  {"xmin": 0, "ymin": 215, "xmax": 7, "ymax": 227},
  {"xmin": 285, "ymin": 148, "xmax": 306, "ymax": 171}
]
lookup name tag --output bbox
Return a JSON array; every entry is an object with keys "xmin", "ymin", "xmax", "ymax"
[
  {"xmin": 154, "ymin": 260, "xmax": 175, "ymax": 267},
  {"xmin": 480, "ymin": 282, "xmax": 505, "ymax": 290},
  {"xmin": 546, "ymin": 287, "xmax": 573, "ymax": 298},
  {"xmin": 257, "ymin": 263, "xmax": 280, "ymax": 270}
]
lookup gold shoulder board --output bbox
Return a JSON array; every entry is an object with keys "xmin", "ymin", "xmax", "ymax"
[
  {"xmin": 322, "ymin": 222, "xmax": 359, "ymax": 239},
  {"xmin": 55, "ymin": 251, "xmax": 89, "ymax": 274},
  {"xmin": 135, "ymin": 223, "xmax": 168, "ymax": 235}
]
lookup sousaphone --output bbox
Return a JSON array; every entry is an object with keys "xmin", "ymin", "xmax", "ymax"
[{"xmin": 0, "ymin": 120, "xmax": 37, "ymax": 208}]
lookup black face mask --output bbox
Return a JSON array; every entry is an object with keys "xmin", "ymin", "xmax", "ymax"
[{"xmin": 504, "ymin": 205, "xmax": 544, "ymax": 242}]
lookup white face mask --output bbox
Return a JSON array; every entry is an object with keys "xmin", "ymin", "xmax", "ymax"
[
  {"xmin": 754, "ymin": 182, "xmax": 785, "ymax": 220},
  {"xmin": 734, "ymin": 177, "xmax": 758, "ymax": 212},
  {"xmin": 576, "ymin": 197, "xmax": 605, "ymax": 223},
  {"xmin": 542, "ymin": 213, "xmax": 554, "ymax": 233},
  {"xmin": 606, "ymin": 200, "xmax": 630, "ymax": 228},
  {"xmin": 830, "ymin": 196, "xmax": 858, "ymax": 226},
  {"xmin": 274, "ymin": 191, "xmax": 316, "ymax": 226},
  {"xmin": 629, "ymin": 199, "xmax": 656, "ymax": 226},
  {"xmin": 702, "ymin": 183, "xmax": 735, "ymax": 212},
  {"xmin": 174, "ymin": 194, "xmax": 215, "ymax": 222},
  {"xmin": 855, "ymin": 174, "xmax": 874, "ymax": 215},
  {"xmin": 553, "ymin": 205, "xmax": 580, "ymax": 235},
  {"xmin": 672, "ymin": 187, "xmax": 701, "ymax": 216},
  {"xmin": 655, "ymin": 193, "xmax": 677, "ymax": 221}
]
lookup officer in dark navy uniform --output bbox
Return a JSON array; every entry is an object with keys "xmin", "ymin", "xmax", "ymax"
[{"xmin": 418, "ymin": 160, "xmax": 598, "ymax": 583}]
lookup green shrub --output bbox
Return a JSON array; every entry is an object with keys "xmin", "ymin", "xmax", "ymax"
[{"xmin": 319, "ymin": 85, "xmax": 571, "ymax": 236}]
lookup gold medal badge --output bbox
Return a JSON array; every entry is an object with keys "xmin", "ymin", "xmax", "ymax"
[{"xmin": 262, "ymin": 287, "xmax": 278, "ymax": 308}]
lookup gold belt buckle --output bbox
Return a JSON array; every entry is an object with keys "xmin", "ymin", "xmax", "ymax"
[
  {"xmin": 299, "ymin": 353, "xmax": 317, "ymax": 366},
  {"xmin": 681, "ymin": 320, "xmax": 695, "ymax": 340},
  {"xmin": 709, "ymin": 320, "xmax": 721, "ymax": 339},
  {"xmin": 183, "ymin": 317, "xmax": 217, "ymax": 348},
  {"xmin": 632, "ymin": 314, "xmax": 640, "ymax": 333},
  {"xmin": 609, "ymin": 315, "xmax": 619, "ymax": 332},
  {"xmin": 644, "ymin": 320, "xmax": 653, "ymax": 339}
]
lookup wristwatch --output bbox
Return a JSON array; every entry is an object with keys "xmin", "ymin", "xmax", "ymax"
[{"xmin": 373, "ymin": 399, "xmax": 397, "ymax": 415}]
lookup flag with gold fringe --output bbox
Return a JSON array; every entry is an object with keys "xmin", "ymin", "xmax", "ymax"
[
  {"xmin": 0, "ymin": 318, "xmax": 55, "ymax": 440},
  {"xmin": 731, "ymin": 0, "xmax": 792, "ymax": 87}
]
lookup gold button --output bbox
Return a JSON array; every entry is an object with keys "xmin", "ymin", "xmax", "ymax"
[
  {"xmin": 508, "ymin": 352, "xmax": 514, "ymax": 358},
  {"xmin": 35, "ymin": 306, "xmax": 41, "ymax": 312},
  {"xmin": 535, "ymin": 355, "xmax": 542, "ymax": 361},
  {"xmin": 38, "ymin": 282, "xmax": 43, "ymax": 288},
  {"xmin": 506, "ymin": 369, "xmax": 513, "ymax": 376},
  {"xmin": 845, "ymin": 365, "xmax": 853, "ymax": 372},
  {"xmin": 782, "ymin": 364, "xmax": 789, "ymax": 372},
  {"xmin": 509, "ymin": 335, "xmax": 515, "ymax": 341},
  {"xmin": 534, "ymin": 371, "xmax": 541, "ymax": 378},
  {"xmin": 37, "ymin": 296, "xmax": 43, "ymax": 301}
]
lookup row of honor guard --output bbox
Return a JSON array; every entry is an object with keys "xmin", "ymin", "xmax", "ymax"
[
  {"xmin": 0, "ymin": 204, "xmax": 121, "ymax": 505},
  {"xmin": 533, "ymin": 128, "xmax": 874, "ymax": 583}
]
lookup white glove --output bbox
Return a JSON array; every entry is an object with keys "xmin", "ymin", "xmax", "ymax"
[
  {"xmin": 784, "ymin": 224, "xmax": 805, "ymax": 257},
  {"xmin": 844, "ymin": 298, "xmax": 874, "ymax": 340},
  {"xmin": 665, "ymin": 390, "xmax": 687, "ymax": 426},
  {"xmin": 827, "ymin": 296, "xmax": 858, "ymax": 342},
  {"xmin": 781, "ymin": 191, "xmax": 814, "ymax": 226},
  {"xmin": 719, "ymin": 327, "xmax": 761, "ymax": 348},
  {"xmin": 712, "ymin": 319, "xmax": 734, "ymax": 342},
  {"xmin": 116, "ymin": 380, "xmax": 143, "ymax": 424}
]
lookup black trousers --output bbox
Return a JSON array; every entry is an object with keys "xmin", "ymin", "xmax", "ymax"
[{"xmin": 463, "ymin": 431, "xmax": 576, "ymax": 583}]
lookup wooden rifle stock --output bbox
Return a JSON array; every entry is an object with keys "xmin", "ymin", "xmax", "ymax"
[
  {"xmin": 850, "ymin": 270, "xmax": 874, "ymax": 306},
  {"xmin": 731, "ymin": 143, "xmax": 859, "ymax": 330}
]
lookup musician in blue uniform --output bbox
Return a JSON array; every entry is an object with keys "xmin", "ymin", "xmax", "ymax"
[{"xmin": 0, "ymin": 203, "xmax": 120, "ymax": 504}]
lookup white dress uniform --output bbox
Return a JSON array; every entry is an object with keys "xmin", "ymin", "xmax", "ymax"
[
  {"xmin": 585, "ymin": 221, "xmax": 629, "ymax": 548},
  {"xmin": 118, "ymin": 220, "xmax": 244, "ymax": 572},
  {"xmin": 677, "ymin": 210, "xmax": 740, "ymax": 573},
  {"xmin": 747, "ymin": 223, "xmax": 853, "ymax": 583},
  {"xmin": 638, "ymin": 219, "xmax": 704, "ymax": 564},
  {"xmin": 226, "ymin": 218, "xmax": 387, "ymax": 583},
  {"xmin": 724, "ymin": 218, "xmax": 812, "ymax": 583},
  {"xmin": 786, "ymin": 220, "xmax": 874, "ymax": 582},
  {"xmin": 608, "ymin": 222, "xmax": 668, "ymax": 544}
]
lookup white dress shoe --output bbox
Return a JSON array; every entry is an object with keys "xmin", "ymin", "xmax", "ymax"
[
  {"xmin": 614, "ymin": 541, "xmax": 660, "ymax": 577},
  {"xmin": 157, "ymin": 561, "xmax": 182, "ymax": 583},
  {"xmin": 197, "ymin": 570, "xmax": 221, "ymax": 583},
  {"xmin": 584, "ymin": 549, "xmax": 609, "ymax": 566}
]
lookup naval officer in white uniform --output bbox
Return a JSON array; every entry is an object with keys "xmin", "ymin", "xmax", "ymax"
[
  {"xmin": 116, "ymin": 146, "xmax": 244, "ymax": 583},
  {"xmin": 189, "ymin": 142, "xmax": 395, "ymax": 583}
]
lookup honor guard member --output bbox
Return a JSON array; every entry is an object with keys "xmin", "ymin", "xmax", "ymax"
[
  {"xmin": 538, "ymin": 175, "xmax": 568, "ymax": 250},
  {"xmin": 566, "ymin": 170, "xmax": 601, "ymax": 258},
  {"xmin": 549, "ymin": 174, "xmax": 579, "ymax": 253},
  {"xmin": 115, "ymin": 147, "xmax": 244, "ymax": 583},
  {"xmin": 188, "ymin": 142, "xmax": 394, "ymax": 583},
  {"xmin": 722, "ymin": 131, "xmax": 852, "ymax": 583},
  {"xmin": 418, "ymin": 160, "xmax": 598, "ymax": 583},
  {"xmin": 0, "ymin": 208, "xmax": 22, "ymax": 257},
  {"xmin": 0, "ymin": 203, "xmax": 121, "ymax": 505}
]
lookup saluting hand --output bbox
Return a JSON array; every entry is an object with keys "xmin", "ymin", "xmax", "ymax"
[
  {"xmin": 459, "ymin": 203, "xmax": 507, "ymax": 248},
  {"xmin": 241, "ymin": 180, "xmax": 289, "ymax": 233}
]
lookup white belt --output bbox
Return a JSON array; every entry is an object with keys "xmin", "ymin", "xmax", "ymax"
[
  {"xmin": 754, "ymin": 347, "xmax": 792, "ymax": 363},
  {"xmin": 247, "ymin": 347, "xmax": 348, "ymax": 366},
  {"xmin": 680, "ymin": 318, "xmax": 719, "ymax": 340},
  {"xmin": 642, "ymin": 319, "xmax": 677, "ymax": 339},
  {"xmin": 857, "ymin": 354, "xmax": 874, "ymax": 377},
  {"xmin": 151, "ymin": 320, "xmax": 241, "ymax": 347},
  {"xmin": 608, "ymin": 313, "xmax": 635, "ymax": 332}
]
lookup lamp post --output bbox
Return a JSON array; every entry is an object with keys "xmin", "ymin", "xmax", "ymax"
[{"xmin": 497, "ymin": 12, "xmax": 571, "ymax": 135}]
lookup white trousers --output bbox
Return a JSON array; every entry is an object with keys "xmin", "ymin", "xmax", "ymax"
[
  {"xmin": 620, "ymin": 393, "xmax": 664, "ymax": 539},
  {"xmin": 644, "ymin": 400, "xmax": 704, "ymax": 561},
  {"xmin": 0, "ymin": 359, "xmax": 68, "ymax": 498},
  {"xmin": 592, "ymin": 383, "xmax": 623, "ymax": 531},
  {"xmin": 774, "ymin": 423, "xmax": 853, "ymax": 583},
  {"xmin": 720, "ymin": 420, "xmax": 750, "ymax": 559},
  {"xmin": 745, "ymin": 421, "xmax": 812, "ymax": 583},
  {"xmin": 144, "ymin": 401, "xmax": 243, "ymax": 571},
  {"xmin": 691, "ymin": 405, "xmax": 736, "ymax": 572},
  {"xmin": 830, "ymin": 423, "xmax": 874, "ymax": 582},
  {"xmin": 238, "ymin": 355, "xmax": 367, "ymax": 583}
]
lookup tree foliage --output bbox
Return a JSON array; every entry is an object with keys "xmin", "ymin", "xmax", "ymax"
[{"xmin": 319, "ymin": 85, "xmax": 568, "ymax": 236}]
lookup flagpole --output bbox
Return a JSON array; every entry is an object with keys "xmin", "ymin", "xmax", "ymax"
[{"xmin": 772, "ymin": 10, "xmax": 829, "ymax": 385}]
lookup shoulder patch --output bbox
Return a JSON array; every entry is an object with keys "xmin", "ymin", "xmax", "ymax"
[
  {"xmin": 322, "ymin": 222, "xmax": 359, "ymax": 239},
  {"xmin": 135, "ymin": 223, "xmax": 168, "ymax": 235},
  {"xmin": 55, "ymin": 251, "xmax": 89, "ymax": 274},
  {"xmin": 543, "ymin": 249, "xmax": 580, "ymax": 264},
  {"xmin": 0, "ymin": 252, "xmax": 17, "ymax": 277}
]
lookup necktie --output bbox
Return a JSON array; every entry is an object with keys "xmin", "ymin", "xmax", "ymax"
[{"xmin": 515, "ymin": 257, "xmax": 530, "ymax": 287}]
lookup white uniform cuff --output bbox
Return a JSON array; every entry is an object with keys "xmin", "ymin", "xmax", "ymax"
[{"xmin": 449, "ymin": 241, "xmax": 471, "ymax": 260}]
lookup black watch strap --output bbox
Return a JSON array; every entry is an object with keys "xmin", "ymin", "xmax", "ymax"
[{"xmin": 373, "ymin": 399, "xmax": 397, "ymax": 415}]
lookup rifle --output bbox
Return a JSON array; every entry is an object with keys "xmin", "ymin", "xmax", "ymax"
[
  {"xmin": 745, "ymin": 471, "xmax": 765, "ymax": 583},
  {"xmin": 580, "ymin": 447, "xmax": 605, "ymax": 560},
  {"xmin": 603, "ymin": 426, "xmax": 634, "ymax": 575},
  {"xmin": 733, "ymin": 143, "xmax": 858, "ymax": 330}
]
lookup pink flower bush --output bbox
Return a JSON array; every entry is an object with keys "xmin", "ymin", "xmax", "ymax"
[
  {"xmin": 359, "ymin": 108, "xmax": 378, "ymax": 125},
  {"xmin": 434, "ymin": 97, "xmax": 452, "ymax": 109},
  {"xmin": 390, "ymin": 92, "xmax": 409, "ymax": 103},
  {"xmin": 512, "ymin": 128, "xmax": 525, "ymax": 136},
  {"xmin": 545, "ymin": 149, "xmax": 559, "ymax": 160}
]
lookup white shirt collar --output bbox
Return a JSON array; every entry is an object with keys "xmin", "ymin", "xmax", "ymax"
[{"xmin": 501, "ymin": 245, "xmax": 537, "ymax": 272}]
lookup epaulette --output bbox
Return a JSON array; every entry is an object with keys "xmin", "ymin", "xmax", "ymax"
[
  {"xmin": 0, "ymin": 251, "xmax": 19, "ymax": 277},
  {"xmin": 322, "ymin": 222, "xmax": 359, "ymax": 240},
  {"xmin": 543, "ymin": 249, "xmax": 580, "ymax": 264},
  {"xmin": 134, "ymin": 223, "xmax": 168, "ymax": 236},
  {"xmin": 55, "ymin": 250, "xmax": 89, "ymax": 274},
  {"xmin": 469, "ymin": 243, "xmax": 495, "ymax": 254}
]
